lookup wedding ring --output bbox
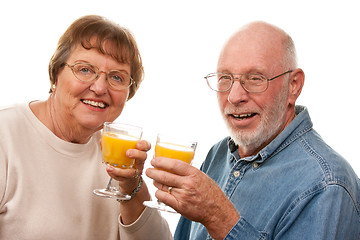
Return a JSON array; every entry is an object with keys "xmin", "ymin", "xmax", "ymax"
[{"xmin": 167, "ymin": 186, "xmax": 173, "ymax": 194}]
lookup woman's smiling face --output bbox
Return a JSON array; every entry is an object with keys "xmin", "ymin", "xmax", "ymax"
[{"xmin": 52, "ymin": 43, "xmax": 131, "ymax": 133}]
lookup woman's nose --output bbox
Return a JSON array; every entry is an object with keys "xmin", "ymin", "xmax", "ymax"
[{"xmin": 89, "ymin": 72, "xmax": 108, "ymax": 95}]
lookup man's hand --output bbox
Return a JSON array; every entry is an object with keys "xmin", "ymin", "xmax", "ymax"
[{"xmin": 146, "ymin": 157, "xmax": 240, "ymax": 239}]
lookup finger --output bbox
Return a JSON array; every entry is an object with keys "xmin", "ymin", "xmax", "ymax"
[
  {"xmin": 126, "ymin": 140, "xmax": 150, "ymax": 163},
  {"xmin": 153, "ymin": 181, "xmax": 169, "ymax": 191},
  {"xmin": 136, "ymin": 140, "xmax": 151, "ymax": 151},
  {"xmin": 154, "ymin": 186, "xmax": 178, "ymax": 210},
  {"xmin": 107, "ymin": 165, "xmax": 139, "ymax": 180},
  {"xmin": 126, "ymin": 149, "xmax": 147, "ymax": 170},
  {"xmin": 151, "ymin": 157, "xmax": 194, "ymax": 176},
  {"xmin": 127, "ymin": 147, "xmax": 147, "ymax": 160},
  {"xmin": 106, "ymin": 165, "xmax": 142, "ymax": 194},
  {"xmin": 146, "ymin": 167, "xmax": 182, "ymax": 189},
  {"xmin": 152, "ymin": 182, "xmax": 177, "ymax": 203}
]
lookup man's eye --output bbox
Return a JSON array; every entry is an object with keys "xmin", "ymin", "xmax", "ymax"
[
  {"xmin": 218, "ymin": 75, "xmax": 231, "ymax": 81},
  {"xmin": 248, "ymin": 75, "xmax": 265, "ymax": 82}
]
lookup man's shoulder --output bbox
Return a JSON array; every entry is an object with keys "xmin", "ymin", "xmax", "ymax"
[
  {"xmin": 298, "ymin": 129, "xmax": 356, "ymax": 182},
  {"xmin": 209, "ymin": 137, "xmax": 230, "ymax": 154},
  {"xmin": 201, "ymin": 137, "xmax": 231, "ymax": 172},
  {"xmin": 279, "ymin": 129, "xmax": 360, "ymax": 207}
]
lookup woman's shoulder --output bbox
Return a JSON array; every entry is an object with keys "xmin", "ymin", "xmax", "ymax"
[
  {"xmin": 0, "ymin": 103, "xmax": 18, "ymax": 112},
  {"xmin": 0, "ymin": 103, "xmax": 33, "ymax": 131},
  {"xmin": 0, "ymin": 103, "xmax": 25, "ymax": 120}
]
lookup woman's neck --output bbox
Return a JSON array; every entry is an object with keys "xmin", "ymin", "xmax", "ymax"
[{"xmin": 29, "ymin": 97, "xmax": 92, "ymax": 144}]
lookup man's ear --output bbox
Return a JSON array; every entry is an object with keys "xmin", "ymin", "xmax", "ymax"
[{"xmin": 288, "ymin": 68, "xmax": 305, "ymax": 105}]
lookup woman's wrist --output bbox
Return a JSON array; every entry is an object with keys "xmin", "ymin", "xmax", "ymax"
[{"xmin": 117, "ymin": 176, "xmax": 143, "ymax": 202}]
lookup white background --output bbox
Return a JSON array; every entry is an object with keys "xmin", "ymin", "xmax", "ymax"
[{"xmin": 1, "ymin": 0, "xmax": 359, "ymax": 234}]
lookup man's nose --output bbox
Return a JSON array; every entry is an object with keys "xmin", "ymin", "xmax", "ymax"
[{"xmin": 227, "ymin": 78, "xmax": 249, "ymax": 105}]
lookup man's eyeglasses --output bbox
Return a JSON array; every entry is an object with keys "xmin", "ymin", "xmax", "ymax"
[
  {"xmin": 64, "ymin": 62, "xmax": 134, "ymax": 91},
  {"xmin": 204, "ymin": 70, "xmax": 293, "ymax": 93}
]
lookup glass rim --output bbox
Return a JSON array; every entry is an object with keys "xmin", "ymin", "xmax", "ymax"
[
  {"xmin": 156, "ymin": 133, "xmax": 198, "ymax": 150},
  {"xmin": 103, "ymin": 122, "xmax": 143, "ymax": 139}
]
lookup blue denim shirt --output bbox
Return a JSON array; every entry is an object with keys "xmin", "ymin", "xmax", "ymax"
[{"xmin": 174, "ymin": 106, "xmax": 360, "ymax": 240}]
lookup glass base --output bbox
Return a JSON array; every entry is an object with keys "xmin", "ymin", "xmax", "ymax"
[
  {"xmin": 143, "ymin": 200, "xmax": 177, "ymax": 213},
  {"xmin": 93, "ymin": 188, "xmax": 131, "ymax": 201}
]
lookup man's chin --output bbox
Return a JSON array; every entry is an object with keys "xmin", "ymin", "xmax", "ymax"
[{"xmin": 228, "ymin": 125, "xmax": 266, "ymax": 148}]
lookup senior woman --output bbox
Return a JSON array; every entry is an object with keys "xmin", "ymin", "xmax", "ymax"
[{"xmin": 0, "ymin": 15, "xmax": 170, "ymax": 239}]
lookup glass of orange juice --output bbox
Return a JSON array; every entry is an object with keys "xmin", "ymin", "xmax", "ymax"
[
  {"xmin": 143, "ymin": 134, "xmax": 197, "ymax": 213},
  {"xmin": 93, "ymin": 122, "xmax": 142, "ymax": 200}
]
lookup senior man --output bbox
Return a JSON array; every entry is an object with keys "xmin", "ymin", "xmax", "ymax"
[{"xmin": 124, "ymin": 21, "xmax": 360, "ymax": 239}]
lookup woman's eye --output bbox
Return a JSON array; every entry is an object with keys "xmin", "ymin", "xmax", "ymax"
[
  {"xmin": 111, "ymin": 74, "xmax": 123, "ymax": 82},
  {"xmin": 80, "ymin": 68, "xmax": 90, "ymax": 73},
  {"xmin": 74, "ymin": 64, "xmax": 96, "ymax": 75},
  {"xmin": 78, "ymin": 67, "xmax": 93, "ymax": 74}
]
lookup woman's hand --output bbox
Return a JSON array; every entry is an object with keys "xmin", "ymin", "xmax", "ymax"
[
  {"xmin": 105, "ymin": 139, "xmax": 152, "ymax": 225},
  {"xmin": 106, "ymin": 140, "xmax": 151, "ymax": 194}
]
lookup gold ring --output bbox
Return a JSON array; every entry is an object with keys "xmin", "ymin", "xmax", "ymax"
[
  {"xmin": 167, "ymin": 186, "xmax": 173, "ymax": 194},
  {"xmin": 134, "ymin": 169, "xmax": 140, "ymax": 179}
]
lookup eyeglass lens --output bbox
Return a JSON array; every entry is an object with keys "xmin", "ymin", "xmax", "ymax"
[
  {"xmin": 70, "ymin": 63, "xmax": 131, "ymax": 90},
  {"xmin": 207, "ymin": 73, "xmax": 268, "ymax": 93}
]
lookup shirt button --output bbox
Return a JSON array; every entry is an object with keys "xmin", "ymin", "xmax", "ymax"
[
  {"xmin": 233, "ymin": 171, "xmax": 240, "ymax": 177},
  {"xmin": 253, "ymin": 162, "xmax": 259, "ymax": 168}
]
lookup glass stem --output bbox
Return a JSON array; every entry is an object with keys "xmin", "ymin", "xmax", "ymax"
[{"xmin": 106, "ymin": 178, "xmax": 113, "ymax": 190}]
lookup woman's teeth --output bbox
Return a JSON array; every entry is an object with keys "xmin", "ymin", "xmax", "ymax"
[{"xmin": 81, "ymin": 100, "xmax": 107, "ymax": 109}]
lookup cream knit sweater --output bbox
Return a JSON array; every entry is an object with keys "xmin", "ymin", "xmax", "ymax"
[{"xmin": 0, "ymin": 103, "xmax": 171, "ymax": 240}]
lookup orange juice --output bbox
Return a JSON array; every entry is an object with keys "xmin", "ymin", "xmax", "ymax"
[
  {"xmin": 102, "ymin": 132, "xmax": 138, "ymax": 168},
  {"xmin": 155, "ymin": 142, "xmax": 195, "ymax": 164}
]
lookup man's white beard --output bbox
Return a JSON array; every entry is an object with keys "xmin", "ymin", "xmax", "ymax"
[{"xmin": 223, "ymin": 87, "xmax": 288, "ymax": 155}]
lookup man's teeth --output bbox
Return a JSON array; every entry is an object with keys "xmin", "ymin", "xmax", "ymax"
[
  {"xmin": 232, "ymin": 113, "xmax": 254, "ymax": 119},
  {"xmin": 82, "ymin": 100, "xmax": 106, "ymax": 109}
]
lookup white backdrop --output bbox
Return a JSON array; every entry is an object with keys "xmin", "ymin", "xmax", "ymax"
[{"xmin": 1, "ymin": 0, "xmax": 359, "ymax": 234}]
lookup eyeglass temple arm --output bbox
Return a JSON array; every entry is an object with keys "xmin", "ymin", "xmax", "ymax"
[{"xmin": 268, "ymin": 70, "xmax": 293, "ymax": 81}]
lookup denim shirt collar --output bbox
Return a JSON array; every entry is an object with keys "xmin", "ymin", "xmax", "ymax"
[{"xmin": 228, "ymin": 105, "xmax": 313, "ymax": 164}]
